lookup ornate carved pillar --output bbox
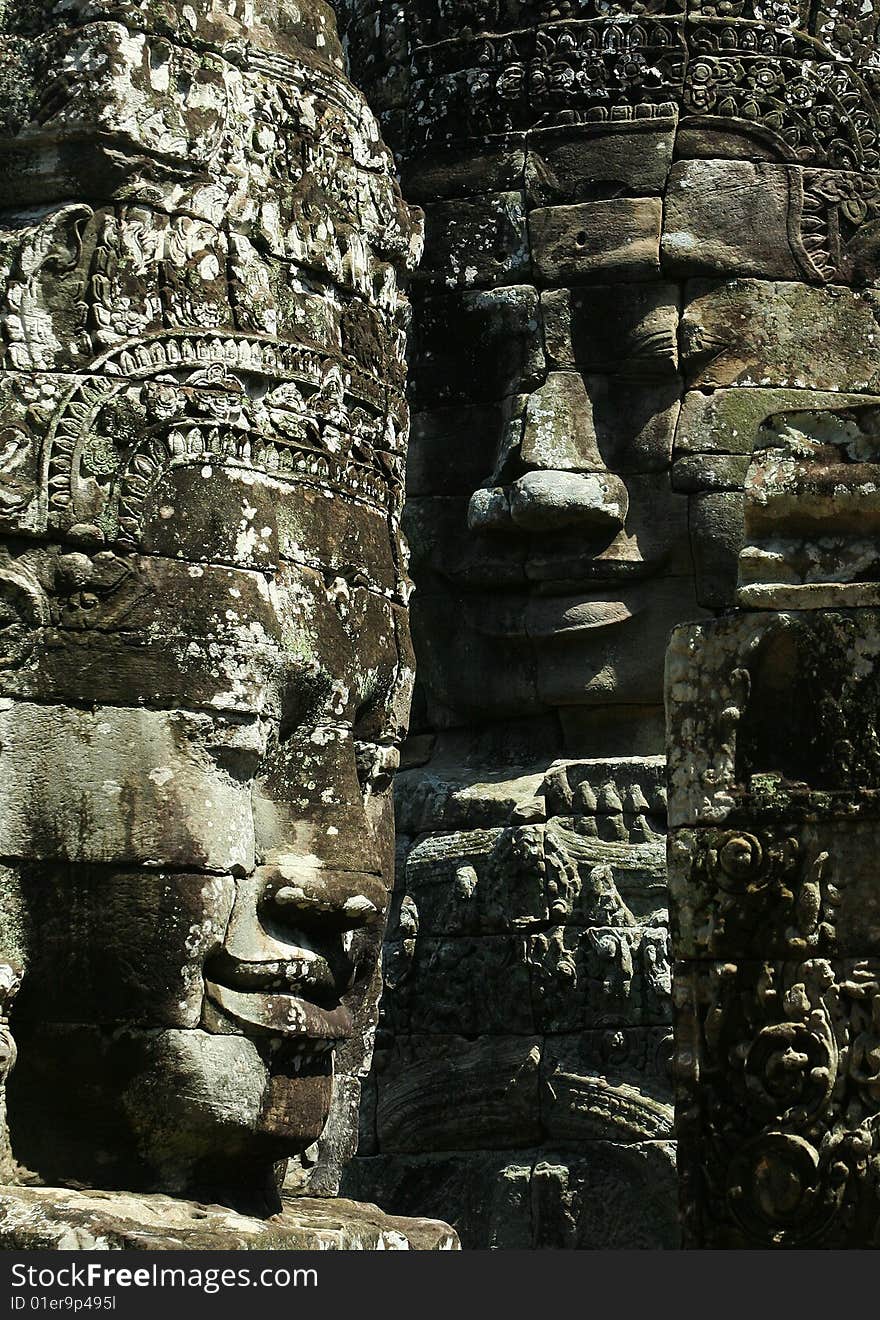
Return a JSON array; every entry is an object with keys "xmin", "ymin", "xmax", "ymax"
[{"xmin": 670, "ymin": 419, "xmax": 880, "ymax": 1246}]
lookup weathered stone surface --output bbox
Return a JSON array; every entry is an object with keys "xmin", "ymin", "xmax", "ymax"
[
  {"xmin": 344, "ymin": 1152, "xmax": 535, "ymax": 1249},
  {"xmin": 530, "ymin": 1144, "xmax": 678, "ymax": 1249},
  {"xmin": 0, "ymin": 1186, "xmax": 458, "ymax": 1250},
  {"xmin": 540, "ymin": 1030, "xmax": 673, "ymax": 1144},
  {"xmin": 663, "ymin": 160, "xmax": 804, "ymax": 280},
  {"xmin": 406, "ymin": 397, "xmax": 527, "ymax": 497},
  {"xmin": 544, "ymin": 756, "xmax": 667, "ymax": 815},
  {"xmin": 530, "ymin": 924, "xmax": 671, "ymax": 1031},
  {"xmin": 412, "ymin": 286, "xmax": 545, "ymax": 406},
  {"xmin": 688, "ymin": 490, "xmax": 745, "ymax": 608},
  {"xmin": 516, "ymin": 370, "xmax": 680, "ymax": 474},
  {"xmin": 0, "ymin": 0, "xmax": 460, "ymax": 1250},
  {"xmin": 345, "ymin": 1143, "xmax": 678, "ymax": 1249},
  {"xmin": 339, "ymin": 0, "xmax": 880, "ymax": 1252},
  {"xmin": 530, "ymin": 199, "xmax": 663, "ymax": 284},
  {"xmin": 398, "ymin": 815, "xmax": 667, "ymax": 936},
  {"xmin": 542, "ymin": 283, "xmax": 679, "ymax": 375},
  {"xmin": 3, "ymin": 867, "xmax": 234, "ymax": 1027},
  {"xmin": 402, "ymin": 146, "xmax": 526, "ymax": 205},
  {"xmin": 675, "ymin": 954, "xmax": 880, "ymax": 1247},
  {"xmin": 382, "ymin": 934, "xmax": 535, "ymax": 1036},
  {"xmin": 734, "ymin": 406, "xmax": 880, "ymax": 610},
  {"xmin": 670, "ymin": 819, "xmax": 880, "ymax": 961},
  {"xmin": 526, "ymin": 122, "xmax": 677, "ymax": 207},
  {"xmin": 416, "ymin": 193, "xmax": 529, "ymax": 290},
  {"xmin": 0, "ymin": 704, "xmax": 257, "ymax": 871},
  {"xmin": 681, "ymin": 281, "xmax": 880, "ymax": 392},
  {"xmin": 667, "ymin": 610, "xmax": 880, "ymax": 829},
  {"xmin": 674, "ymin": 387, "xmax": 880, "ymax": 457},
  {"xmin": 407, "ymin": 575, "xmax": 704, "ymax": 718},
  {"xmin": 672, "ymin": 453, "xmax": 750, "ymax": 493},
  {"xmin": 373, "ymin": 1035, "xmax": 542, "ymax": 1151}
]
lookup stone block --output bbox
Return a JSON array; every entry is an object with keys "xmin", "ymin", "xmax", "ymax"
[
  {"xmin": 680, "ymin": 279, "xmax": 880, "ymax": 392},
  {"xmin": 688, "ymin": 490, "xmax": 744, "ymax": 608},
  {"xmin": 0, "ymin": 548, "xmax": 406, "ymax": 722},
  {"xmin": 519, "ymin": 372, "xmax": 604, "ymax": 472},
  {"xmin": 406, "ymin": 396, "xmax": 527, "ymax": 496},
  {"xmin": 540, "ymin": 1029, "xmax": 673, "ymax": 1144},
  {"xmin": 674, "ymin": 386, "xmax": 880, "ymax": 457},
  {"xmin": 381, "ymin": 933, "xmax": 534, "ymax": 1035},
  {"xmin": 373, "ymin": 1035, "xmax": 542, "ymax": 1151},
  {"xmin": 672, "ymin": 453, "xmax": 750, "ymax": 492},
  {"xmin": 405, "ymin": 565, "xmax": 701, "ymax": 724},
  {"xmin": 0, "ymin": 1186, "xmax": 458, "ymax": 1250},
  {"xmin": 526, "ymin": 120, "xmax": 677, "ymax": 206},
  {"xmin": 403, "ymin": 497, "xmax": 529, "ymax": 589},
  {"xmin": 401, "ymin": 825, "xmax": 543, "ymax": 933},
  {"xmin": 9, "ymin": 1025, "xmax": 275, "ymax": 1187},
  {"xmin": 662, "ymin": 159, "xmax": 804, "ymax": 279},
  {"xmin": 530, "ymin": 1143, "xmax": 678, "ymax": 1249},
  {"xmin": 670, "ymin": 819, "xmax": 880, "ymax": 960},
  {"xmin": 666, "ymin": 610, "xmax": 880, "ymax": 828},
  {"xmin": 540, "ymin": 821, "xmax": 668, "ymax": 926},
  {"xmin": 412, "ymin": 286, "xmax": 545, "ymax": 406},
  {"xmin": 544, "ymin": 756, "xmax": 667, "ymax": 818},
  {"xmin": 674, "ymin": 955, "xmax": 880, "ymax": 1247},
  {"xmin": 529, "ymin": 575, "xmax": 705, "ymax": 711},
  {"xmin": 558, "ymin": 705, "xmax": 667, "ymax": 760},
  {"xmin": 401, "ymin": 145, "xmax": 526, "ymax": 203},
  {"xmin": 344, "ymin": 1152, "xmax": 533, "ymax": 1249},
  {"xmin": 519, "ymin": 370, "xmax": 680, "ymax": 474},
  {"xmin": 2, "ymin": 0, "xmax": 345, "ymax": 63},
  {"xmin": 286, "ymin": 1072, "xmax": 364, "ymax": 1198},
  {"xmin": 542, "ymin": 282, "xmax": 679, "ymax": 375},
  {"xmin": 530, "ymin": 198, "xmax": 663, "ymax": 284},
  {"xmin": 275, "ymin": 485, "xmax": 402, "ymax": 598},
  {"xmin": 398, "ymin": 815, "xmax": 667, "ymax": 934},
  {"xmin": 738, "ymin": 582, "xmax": 880, "ymax": 609},
  {"xmin": 529, "ymin": 924, "xmax": 671, "ymax": 1031},
  {"xmin": 0, "ymin": 701, "xmax": 256, "ymax": 871},
  {"xmin": 394, "ymin": 755, "xmax": 549, "ymax": 835},
  {"xmin": 1, "ymin": 865, "xmax": 234, "ymax": 1027},
  {"xmin": 416, "ymin": 192, "xmax": 529, "ymax": 289},
  {"xmin": 740, "ymin": 405, "xmax": 880, "ymax": 541}
]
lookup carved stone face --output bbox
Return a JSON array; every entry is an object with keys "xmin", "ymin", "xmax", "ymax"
[
  {"xmin": 407, "ymin": 269, "xmax": 696, "ymax": 730},
  {"xmin": 0, "ymin": 0, "xmax": 419, "ymax": 1207},
  {"xmin": 0, "ymin": 504, "xmax": 410, "ymax": 1200},
  {"xmin": 367, "ymin": 0, "xmax": 880, "ymax": 750},
  {"xmin": 404, "ymin": 135, "xmax": 880, "ymax": 740}
]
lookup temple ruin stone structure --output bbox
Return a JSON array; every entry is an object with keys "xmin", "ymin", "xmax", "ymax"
[
  {"xmin": 335, "ymin": 0, "xmax": 880, "ymax": 1250},
  {"xmin": 669, "ymin": 420, "xmax": 880, "ymax": 1246},
  {"xmin": 0, "ymin": 0, "xmax": 458, "ymax": 1250},
  {"xmin": 1, "ymin": 0, "xmax": 880, "ymax": 1253}
]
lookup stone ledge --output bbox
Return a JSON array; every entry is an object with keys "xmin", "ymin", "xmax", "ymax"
[{"xmin": 0, "ymin": 1186, "xmax": 459, "ymax": 1251}]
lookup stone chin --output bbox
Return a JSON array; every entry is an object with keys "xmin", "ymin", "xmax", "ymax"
[
  {"xmin": 412, "ymin": 577, "xmax": 704, "ymax": 718},
  {"xmin": 7, "ymin": 1021, "xmax": 338, "ymax": 1212}
]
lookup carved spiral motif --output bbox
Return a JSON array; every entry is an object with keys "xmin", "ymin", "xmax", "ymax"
[
  {"xmin": 744, "ymin": 1018, "xmax": 836, "ymax": 1120},
  {"xmin": 727, "ymin": 1132, "xmax": 839, "ymax": 1245},
  {"xmin": 0, "ymin": 570, "xmax": 49, "ymax": 671}
]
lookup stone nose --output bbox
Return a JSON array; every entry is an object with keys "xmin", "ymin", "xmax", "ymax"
[
  {"xmin": 222, "ymin": 866, "xmax": 387, "ymax": 965},
  {"xmin": 468, "ymin": 469, "xmax": 629, "ymax": 533},
  {"xmin": 468, "ymin": 370, "xmax": 628, "ymax": 533}
]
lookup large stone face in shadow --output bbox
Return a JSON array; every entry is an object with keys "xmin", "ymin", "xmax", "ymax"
[{"xmin": 336, "ymin": 0, "xmax": 880, "ymax": 1251}]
